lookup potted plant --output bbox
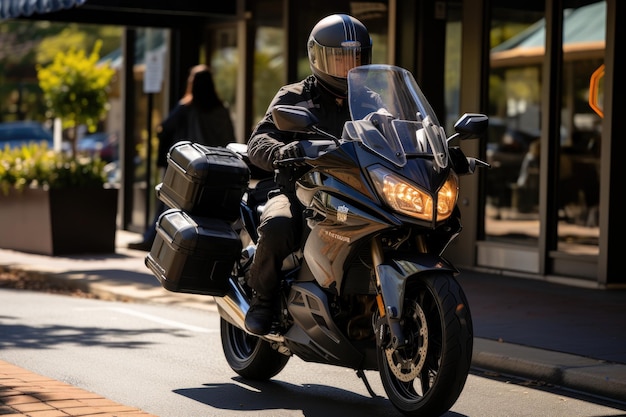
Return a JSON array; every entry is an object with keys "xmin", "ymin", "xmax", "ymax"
[
  {"xmin": 0, "ymin": 142, "xmax": 117, "ymax": 255},
  {"xmin": 0, "ymin": 42, "xmax": 118, "ymax": 256}
]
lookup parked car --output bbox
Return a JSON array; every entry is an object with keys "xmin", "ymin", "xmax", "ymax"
[
  {"xmin": 76, "ymin": 132, "xmax": 118, "ymax": 162},
  {"xmin": 0, "ymin": 121, "xmax": 53, "ymax": 149}
]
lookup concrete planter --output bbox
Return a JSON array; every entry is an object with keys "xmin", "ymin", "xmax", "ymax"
[{"xmin": 0, "ymin": 187, "xmax": 118, "ymax": 255}]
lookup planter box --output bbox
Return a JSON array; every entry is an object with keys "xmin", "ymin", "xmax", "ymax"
[{"xmin": 0, "ymin": 187, "xmax": 118, "ymax": 255}]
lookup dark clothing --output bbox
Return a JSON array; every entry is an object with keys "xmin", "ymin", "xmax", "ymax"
[
  {"xmin": 246, "ymin": 192, "xmax": 303, "ymax": 296},
  {"xmin": 246, "ymin": 76, "xmax": 350, "ymax": 299},
  {"xmin": 157, "ymin": 103, "xmax": 235, "ymax": 167},
  {"xmin": 248, "ymin": 75, "xmax": 349, "ymax": 174}
]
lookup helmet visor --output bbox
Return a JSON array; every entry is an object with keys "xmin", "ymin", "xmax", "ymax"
[{"xmin": 309, "ymin": 40, "xmax": 372, "ymax": 79}]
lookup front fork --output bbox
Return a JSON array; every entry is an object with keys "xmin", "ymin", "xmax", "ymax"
[
  {"xmin": 371, "ymin": 237, "xmax": 408, "ymax": 350},
  {"xmin": 371, "ymin": 235, "xmax": 456, "ymax": 350}
]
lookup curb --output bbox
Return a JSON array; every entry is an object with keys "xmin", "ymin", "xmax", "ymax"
[
  {"xmin": 0, "ymin": 265, "xmax": 216, "ymax": 311},
  {"xmin": 472, "ymin": 339, "xmax": 626, "ymax": 403}
]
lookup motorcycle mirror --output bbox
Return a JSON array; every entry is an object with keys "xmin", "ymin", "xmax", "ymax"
[
  {"xmin": 272, "ymin": 105, "xmax": 319, "ymax": 133},
  {"xmin": 451, "ymin": 113, "xmax": 488, "ymax": 141}
]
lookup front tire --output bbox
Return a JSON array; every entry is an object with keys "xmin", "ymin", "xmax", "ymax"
[
  {"xmin": 220, "ymin": 317, "xmax": 289, "ymax": 380},
  {"xmin": 377, "ymin": 272, "xmax": 473, "ymax": 417}
]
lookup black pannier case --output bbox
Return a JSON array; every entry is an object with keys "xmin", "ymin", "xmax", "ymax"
[
  {"xmin": 145, "ymin": 209, "xmax": 242, "ymax": 296},
  {"xmin": 158, "ymin": 141, "xmax": 250, "ymax": 220}
]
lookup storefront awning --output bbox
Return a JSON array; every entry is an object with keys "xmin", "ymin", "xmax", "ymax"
[
  {"xmin": 0, "ymin": 0, "xmax": 86, "ymax": 20},
  {"xmin": 490, "ymin": 1, "xmax": 606, "ymax": 67}
]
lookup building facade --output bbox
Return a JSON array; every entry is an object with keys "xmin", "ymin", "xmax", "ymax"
[{"xmin": 14, "ymin": 0, "xmax": 624, "ymax": 288}]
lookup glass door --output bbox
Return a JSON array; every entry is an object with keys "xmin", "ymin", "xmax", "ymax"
[
  {"xmin": 481, "ymin": 1, "xmax": 545, "ymax": 273},
  {"xmin": 555, "ymin": 0, "xmax": 604, "ymax": 258},
  {"xmin": 480, "ymin": 0, "xmax": 603, "ymax": 279}
]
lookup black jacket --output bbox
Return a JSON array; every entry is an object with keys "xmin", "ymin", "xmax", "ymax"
[
  {"xmin": 157, "ymin": 103, "xmax": 235, "ymax": 167},
  {"xmin": 247, "ymin": 76, "xmax": 350, "ymax": 182}
]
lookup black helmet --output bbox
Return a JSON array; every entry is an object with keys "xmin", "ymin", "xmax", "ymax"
[{"xmin": 308, "ymin": 14, "xmax": 372, "ymax": 97}]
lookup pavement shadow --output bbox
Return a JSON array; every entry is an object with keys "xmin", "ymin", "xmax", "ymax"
[
  {"xmin": 174, "ymin": 376, "xmax": 467, "ymax": 417},
  {"xmin": 0, "ymin": 319, "xmax": 193, "ymax": 350}
]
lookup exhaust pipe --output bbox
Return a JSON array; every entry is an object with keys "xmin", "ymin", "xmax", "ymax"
[
  {"xmin": 215, "ymin": 277, "xmax": 250, "ymax": 330},
  {"xmin": 215, "ymin": 277, "xmax": 285, "ymax": 344}
]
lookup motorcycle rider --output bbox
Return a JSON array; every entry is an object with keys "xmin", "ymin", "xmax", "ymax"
[{"xmin": 244, "ymin": 14, "xmax": 373, "ymax": 335}]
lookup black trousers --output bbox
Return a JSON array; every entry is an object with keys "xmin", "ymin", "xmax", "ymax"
[{"xmin": 247, "ymin": 192, "xmax": 302, "ymax": 298}]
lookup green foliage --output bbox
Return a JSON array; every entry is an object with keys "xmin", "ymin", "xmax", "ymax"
[
  {"xmin": 36, "ymin": 40, "xmax": 115, "ymax": 134},
  {"xmin": 0, "ymin": 142, "xmax": 107, "ymax": 194},
  {"xmin": 0, "ymin": 21, "xmax": 122, "ymax": 122}
]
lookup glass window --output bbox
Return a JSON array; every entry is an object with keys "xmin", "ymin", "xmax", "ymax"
[
  {"xmin": 209, "ymin": 25, "xmax": 238, "ymax": 123},
  {"xmin": 556, "ymin": 0, "xmax": 604, "ymax": 256},
  {"xmin": 485, "ymin": 2, "xmax": 545, "ymax": 245},
  {"xmin": 251, "ymin": 0, "xmax": 286, "ymax": 125},
  {"xmin": 445, "ymin": 1, "xmax": 462, "ymax": 132}
]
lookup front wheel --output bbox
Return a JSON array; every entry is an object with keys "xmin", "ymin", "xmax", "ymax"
[
  {"xmin": 220, "ymin": 317, "xmax": 289, "ymax": 380},
  {"xmin": 377, "ymin": 272, "xmax": 473, "ymax": 417}
]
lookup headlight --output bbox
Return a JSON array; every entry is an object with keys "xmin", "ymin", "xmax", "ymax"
[{"xmin": 368, "ymin": 166, "xmax": 458, "ymax": 222}]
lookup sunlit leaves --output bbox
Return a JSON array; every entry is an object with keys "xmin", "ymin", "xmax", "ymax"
[
  {"xmin": 36, "ymin": 40, "xmax": 115, "ymax": 138},
  {"xmin": 0, "ymin": 142, "xmax": 107, "ymax": 194}
]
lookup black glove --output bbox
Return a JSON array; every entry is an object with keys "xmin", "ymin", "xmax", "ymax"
[
  {"xmin": 273, "ymin": 142, "xmax": 307, "ymax": 169},
  {"xmin": 278, "ymin": 141, "xmax": 305, "ymax": 161}
]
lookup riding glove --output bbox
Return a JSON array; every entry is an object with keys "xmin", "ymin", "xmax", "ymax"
[{"xmin": 278, "ymin": 141, "xmax": 305, "ymax": 161}]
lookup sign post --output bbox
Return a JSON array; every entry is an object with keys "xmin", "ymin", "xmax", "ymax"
[{"xmin": 143, "ymin": 29, "xmax": 164, "ymax": 230}]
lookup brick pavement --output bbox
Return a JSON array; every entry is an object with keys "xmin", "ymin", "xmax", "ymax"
[{"xmin": 0, "ymin": 360, "xmax": 156, "ymax": 417}]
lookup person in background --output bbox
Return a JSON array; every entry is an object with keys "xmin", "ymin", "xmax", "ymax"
[
  {"xmin": 128, "ymin": 64, "xmax": 236, "ymax": 251},
  {"xmin": 243, "ymin": 14, "xmax": 372, "ymax": 335}
]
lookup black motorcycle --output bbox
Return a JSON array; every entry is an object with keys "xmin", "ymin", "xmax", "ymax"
[{"xmin": 147, "ymin": 64, "xmax": 488, "ymax": 416}]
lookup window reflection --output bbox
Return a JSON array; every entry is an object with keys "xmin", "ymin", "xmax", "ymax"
[
  {"xmin": 485, "ymin": 2, "xmax": 544, "ymax": 245},
  {"xmin": 484, "ymin": 0, "xmax": 603, "ymax": 257},
  {"xmin": 557, "ymin": 0, "xmax": 604, "ymax": 255}
]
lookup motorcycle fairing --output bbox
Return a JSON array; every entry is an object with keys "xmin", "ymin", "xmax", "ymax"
[
  {"xmin": 283, "ymin": 281, "xmax": 364, "ymax": 368},
  {"xmin": 303, "ymin": 191, "xmax": 392, "ymax": 293},
  {"xmin": 296, "ymin": 143, "xmax": 379, "ymax": 206}
]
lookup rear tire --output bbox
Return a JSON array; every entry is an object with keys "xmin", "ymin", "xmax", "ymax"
[
  {"xmin": 377, "ymin": 272, "xmax": 473, "ymax": 416},
  {"xmin": 220, "ymin": 317, "xmax": 289, "ymax": 380}
]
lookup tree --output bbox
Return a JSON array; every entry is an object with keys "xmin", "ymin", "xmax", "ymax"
[
  {"xmin": 0, "ymin": 21, "xmax": 121, "ymax": 122},
  {"xmin": 36, "ymin": 40, "xmax": 115, "ymax": 158}
]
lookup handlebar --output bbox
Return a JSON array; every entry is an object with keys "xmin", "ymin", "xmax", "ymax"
[
  {"xmin": 272, "ymin": 139, "xmax": 338, "ymax": 169},
  {"xmin": 273, "ymin": 157, "xmax": 310, "ymax": 168}
]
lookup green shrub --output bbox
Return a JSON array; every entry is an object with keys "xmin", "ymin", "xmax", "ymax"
[{"xmin": 0, "ymin": 142, "xmax": 107, "ymax": 194}]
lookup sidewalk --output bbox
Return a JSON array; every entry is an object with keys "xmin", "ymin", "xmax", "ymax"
[
  {"xmin": 1, "ymin": 229, "xmax": 625, "ymax": 411},
  {"xmin": 0, "ymin": 359, "xmax": 157, "ymax": 416}
]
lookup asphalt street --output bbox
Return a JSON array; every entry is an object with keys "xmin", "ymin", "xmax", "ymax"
[{"xmin": 0, "ymin": 229, "xmax": 624, "ymax": 411}]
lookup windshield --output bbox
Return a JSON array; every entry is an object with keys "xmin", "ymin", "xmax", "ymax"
[{"xmin": 346, "ymin": 65, "xmax": 449, "ymax": 168}]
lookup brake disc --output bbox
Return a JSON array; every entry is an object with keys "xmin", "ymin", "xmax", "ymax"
[{"xmin": 385, "ymin": 300, "xmax": 428, "ymax": 382}]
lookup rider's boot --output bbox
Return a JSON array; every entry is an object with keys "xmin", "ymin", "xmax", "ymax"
[{"xmin": 245, "ymin": 294, "xmax": 274, "ymax": 335}]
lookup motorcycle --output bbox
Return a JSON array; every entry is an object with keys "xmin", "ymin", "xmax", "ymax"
[{"xmin": 148, "ymin": 64, "xmax": 488, "ymax": 416}]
